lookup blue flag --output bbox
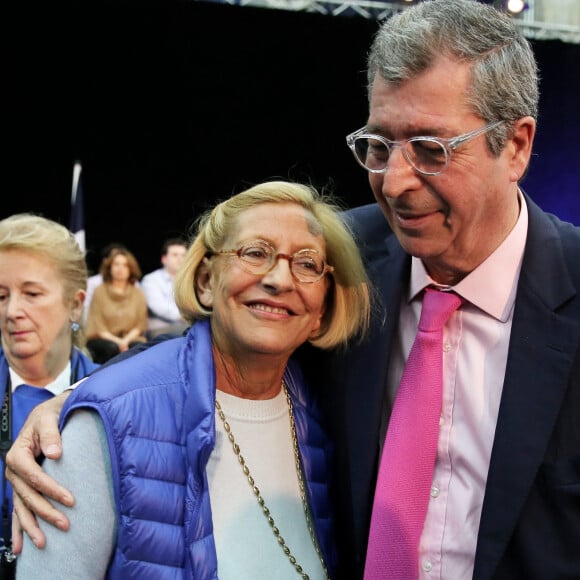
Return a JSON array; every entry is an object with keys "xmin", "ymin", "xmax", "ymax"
[{"xmin": 69, "ymin": 161, "xmax": 86, "ymax": 252}]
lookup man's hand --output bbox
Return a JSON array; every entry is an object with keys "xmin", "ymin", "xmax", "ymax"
[{"xmin": 5, "ymin": 392, "xmax": 73, "ymax": 552}]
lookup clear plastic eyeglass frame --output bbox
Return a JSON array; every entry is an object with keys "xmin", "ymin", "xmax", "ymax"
[{"xmin": 346, "ymin": 120, "xmax": 505, "ymax": 176}]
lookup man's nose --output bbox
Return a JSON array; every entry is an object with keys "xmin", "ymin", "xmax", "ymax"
[{"xmin": 380, "ymin": 147, "xmax": 423, "ymax": 199}]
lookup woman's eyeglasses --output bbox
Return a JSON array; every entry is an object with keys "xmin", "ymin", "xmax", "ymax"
[{"xmin": 211, "ymin": 239, "xmax": 334, "ymax": 283}]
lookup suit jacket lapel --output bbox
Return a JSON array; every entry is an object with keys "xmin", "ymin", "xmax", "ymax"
[{"xmin": 474, "ymin": 197, "xmax": 580, "ymax": 579}]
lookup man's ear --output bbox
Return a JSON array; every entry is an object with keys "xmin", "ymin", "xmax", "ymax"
[
  {"xmin": 506, "ymin": 116, "xmax": 536, "ymax": 183},
  {"xmin": 196, "ymin": 257, "xmax": 214, "ymax": 309}
]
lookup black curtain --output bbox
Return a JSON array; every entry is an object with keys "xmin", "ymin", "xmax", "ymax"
[{"xmin": 7, "ymin": 1, "xmax": 580, "ymax": 274}]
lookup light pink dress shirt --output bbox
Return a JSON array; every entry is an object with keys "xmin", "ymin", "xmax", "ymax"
[{"xmin": 386, "ymin": 193, "xmax": 529, "ymax": 579}]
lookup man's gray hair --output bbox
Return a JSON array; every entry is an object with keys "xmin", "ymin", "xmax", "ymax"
[{"xmin": 367, "ymin": 0, "xmax": 539, "ymax": 155}]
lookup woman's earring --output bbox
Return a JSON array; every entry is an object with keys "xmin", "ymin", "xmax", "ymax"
[{"xmin": 71, "ymin": 321, "xmax": 80, "ymax": 332}]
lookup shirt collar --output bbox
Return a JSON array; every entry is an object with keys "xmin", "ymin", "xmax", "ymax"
[
  {"xmin": 10, "ymin": 361, "xmax": 73, "ymax": 396},
  {"xmin": 409, "ymin": 191, "xmax": 528, "ymax": 321}
]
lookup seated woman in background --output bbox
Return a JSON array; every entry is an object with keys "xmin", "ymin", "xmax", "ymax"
[
  {"xmin": 14, "ymin": 181, "xmax": 371, "ymax": 579},
  {"xmin": 84, "ymin": 242, "xmax": 133, "ymax": 322},
  {"xmin": 0, "ymin": 214, "xmax": 99, "ymax": 577},
  {"xmin": 85, "ymin": 248, "xmax": 148, "ymax": 363}
]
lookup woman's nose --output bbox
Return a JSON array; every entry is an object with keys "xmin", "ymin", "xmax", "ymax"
[
  {"xmin": 261, "ymin": 256, "xmax": 295, "ymax": 288},
  {"xmin": 3, "ymin": 294, "xmax": 24, "ymax": 318}
]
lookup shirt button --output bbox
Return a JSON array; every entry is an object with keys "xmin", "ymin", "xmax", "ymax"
[
  {"xmin": 423, "ymin": 560, "xmax": 433, "ymax": 572},
  {"xmin": 443, "ymin": 342, "xmax": 451, "ymax": 353},
  {"xmin": 430, "ymin": 485, "xmax": 440, "ymax": 498}
]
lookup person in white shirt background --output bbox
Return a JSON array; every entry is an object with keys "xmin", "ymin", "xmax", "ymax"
[{"xmin": 141, "ymin": 237, "xmax": 188, "ymax": 338}]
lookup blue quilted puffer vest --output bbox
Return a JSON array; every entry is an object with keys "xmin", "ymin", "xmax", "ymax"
[{"xmin": 61, "ymin": 319, "xmax": 337, "ymax": 579}]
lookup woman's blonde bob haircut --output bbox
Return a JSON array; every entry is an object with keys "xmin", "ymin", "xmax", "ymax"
[
  {"xmin": 174, "ymin": 181, "xmax": 371, "ymax": 350},
  {"xmin": 0, "ymin": 213, "xmax": 88, "ymax": 348}
]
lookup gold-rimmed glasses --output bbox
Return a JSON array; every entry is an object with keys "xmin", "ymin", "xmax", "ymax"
[{"xmin": 212, "ymin": 239, "xmax": 334, "ymax": 283}]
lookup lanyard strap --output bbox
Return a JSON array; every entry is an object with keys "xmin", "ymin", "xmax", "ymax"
[
  {"xmin": 1, "ymin": 380, "xmax": 13, "ymax": 552},
  {"xmin": 0, "ymin": 385, "xmax": 10, "ymax": 457}
]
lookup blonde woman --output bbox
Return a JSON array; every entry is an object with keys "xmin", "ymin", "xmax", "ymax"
[
  {"xmin": 14, "ymin": 181, "xmax": 370, "ymax": 579},
  {"xmin": 0, "ymin": 214, "xmax": 99, "ymax": 575}
]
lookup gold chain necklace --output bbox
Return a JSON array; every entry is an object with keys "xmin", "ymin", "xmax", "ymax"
[{"xmin": 214, "ymin": 383, "xmax": 330, "ymax": 580}]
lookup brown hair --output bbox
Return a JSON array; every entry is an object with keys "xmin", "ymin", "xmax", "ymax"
[{"xmin": 100, "ymin": 248, "xmax": 142, "ymax": 284}]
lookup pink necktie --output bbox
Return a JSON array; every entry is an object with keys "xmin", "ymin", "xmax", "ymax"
[{"xmin": 364, "ymin": 288, "xmax": 463, "ymax": 580}]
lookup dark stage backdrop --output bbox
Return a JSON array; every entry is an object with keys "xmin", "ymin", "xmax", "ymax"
[{"xmin": 6, "ymin": 1, "xmax": 580, "ymax": 274}]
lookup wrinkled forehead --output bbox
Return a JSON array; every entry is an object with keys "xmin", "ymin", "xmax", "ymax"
[
  {"xmin": 230, "ymin": 202, "xmax": 324, "ymax": 242},
  {"xmin": 0, "ymin": 248, "xmax": 63, "ymax": 285}
]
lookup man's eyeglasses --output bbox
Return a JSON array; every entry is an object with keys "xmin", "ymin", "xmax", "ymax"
[
  {"xmin": 346, "ymin": 120, "xmax": 504, "ymax": 176},
  {"xmin": 211, "ymin": 239, "xmax": 334, "ymax": 283}
]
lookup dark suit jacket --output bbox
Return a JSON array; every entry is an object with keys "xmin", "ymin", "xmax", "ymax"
[{"xmin": 308, "ymin": 195, "xmax": 580, "ymax": 580}]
